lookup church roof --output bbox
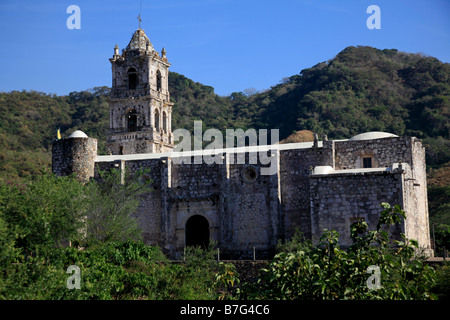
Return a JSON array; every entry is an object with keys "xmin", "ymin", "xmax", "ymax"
[{"xmin": 126, "ymin": 28, "xmax": 154, "ymax": 52}]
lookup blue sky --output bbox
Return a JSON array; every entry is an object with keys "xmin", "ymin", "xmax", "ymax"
[{"xmin": 0, "ymin": 0, "xmax": 448, "ymax": 96}]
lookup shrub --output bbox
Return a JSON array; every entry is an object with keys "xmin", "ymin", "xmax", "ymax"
[{"xmin": 244, "ymin": 203, "xmax": 437, "ymax": 300}]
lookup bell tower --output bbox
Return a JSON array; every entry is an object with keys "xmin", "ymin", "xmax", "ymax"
[{"xmin": 107, "ymin": 28, "xmax": 174, "ymax": 155}]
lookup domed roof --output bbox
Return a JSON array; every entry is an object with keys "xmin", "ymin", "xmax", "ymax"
[
  {"xmin": 68, "ymin": 130, "xmax": 88, "ymax": 138},
  {"xmin": 126, "ymin": 28, "xmax": 154, "ymax": 52},
  {"xmin": 349, "ymin": 131, "xmax": 398, "ymax": 141}
]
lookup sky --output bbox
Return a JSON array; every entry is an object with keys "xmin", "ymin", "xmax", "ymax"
[{"xmin": 0, "ymin": 0, "xmax": 449, "ymax": 97}]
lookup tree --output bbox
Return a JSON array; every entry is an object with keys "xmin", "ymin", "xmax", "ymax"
[
  {"xmin": 84, "ymin": 167, "xmax": 152, "ymax": 246},
  {"xmin": 0, "ymin": 171, "xmax": 88, "ymax": 253},
  {"xmin": 243, "ymin": 87, "xmax": 258, "ymax": 97}
]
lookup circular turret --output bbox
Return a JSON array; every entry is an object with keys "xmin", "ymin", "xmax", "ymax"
[{"xmin": 52, "ymin": 130, "xmax": 97, "ymax": 182}]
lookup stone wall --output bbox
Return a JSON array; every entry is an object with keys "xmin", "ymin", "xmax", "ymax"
[
  {"xmin": 309, "ymin": 169, "xmax": 405, "ymax": 247},
  {"xmin": 334, "ymin": 137, "xmax": 412, "ymax": 170},
  {"xmin": 171, "ymin": 160, "xmax": 222, "ymax": 198},
  {"xmin": 279, "ymin": 143, "xmax": 333, "ymax": 240},
  {"xmin": 127, "ymin": 158, "xmax": 167, "ymax": 246},
  {"xmin": 402, "ymin": 138, "xmax": 432, "ymax": 254},
  {"xmin": 221, "ymin": 159, "xmax": 280, "ymax": 259},
  {"xmin": 52, "ymin": 137, "xmax": 97, "ymax": 182},
  {"xmin": 69, "ymin": 135, "xmax": 432, "ymax": 259},
  {"xmin": 93, "ymin": 150, "xmax": 284, "ymax": 259}
]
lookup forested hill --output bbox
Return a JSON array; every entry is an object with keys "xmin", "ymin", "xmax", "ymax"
[
  {"xmin": 251, "ymin": 46, "xmax": 449, "ymax": 141},
  {"xmin": 0, "ymin": 45, "xmax": 449, "ymax": 183}
]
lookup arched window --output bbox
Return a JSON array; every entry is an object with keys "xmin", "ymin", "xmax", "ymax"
[
  {"xmin": 155, "ymin": 109, "xmax": 160, "ymax": 131},
  {"xmin": 163, "ymin": 111, "xmax": 167, "ymax": 132},
  {"xmin": 128, "ymin": 68, "xmax": 137, "ymax": 90},
  {"xmin": 156, "ymin": 70, "xmax": 162, "ymax": 91},
  {"xmin": 126, "ymin": 109, "xmax": 137, "ymax": 132}
]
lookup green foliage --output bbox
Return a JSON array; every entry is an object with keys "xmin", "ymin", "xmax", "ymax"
[
  {"xmin": 423, "ymin": 137, "xmax": 450, "ymax": 167},
  {"xmin": 0, "ymin": 170, "xmax": 224, "ymax": 300},
  {"xmin": 84, "ymin": 167, "xmax": 152, "ymax": 246},
  {"xmin": 0, "ymin": 240, "xmax": 203, "ymax": 300},
  {"xmin": 432, "ymin": 224, "xmax": 450, "ymax": 256},
  {"xmin": 0, "ymin": 171, "xmax": 88, "ymax": 253},
  {"xmin": 0, "ymin": 88, "xmax": 109, "ymax": 182},
  {"xmin": 428, "ymin": 185, "xmax": 450, "ymax": 254},
  {"xmin": 0, "ymin": 178, "xmax": 444, "ymax": 300},
  {"xmin": 243, "ymin": 203, "xmax": 437, "ymax": 300},
  {"xmin": 214, "ymin": 262, "xmax": 240, "ymax": 300},
  {"xmin": 0, "ymin": 167, "xmax": 153, "ymax": 252},
  {"xmin": 183, "ymin": 240, "xmax": 218, "ymax": 271},
  {"xmin": 431, "ymin": 263, "xmax": 450, "ymax": 300},
  {"xmin": 276, "ymin": 228, "xmax": 313, "ymax": 254}
]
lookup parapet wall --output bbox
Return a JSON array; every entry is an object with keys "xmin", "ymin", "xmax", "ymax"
[{"xmin": 334, "ymin": 137, "xmax": 413, "ymax": 170}]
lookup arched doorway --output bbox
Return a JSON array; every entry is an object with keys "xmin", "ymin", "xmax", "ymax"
[{"xmin": 185, "ymin": 215, "xmax": 210, "ymax": 248}]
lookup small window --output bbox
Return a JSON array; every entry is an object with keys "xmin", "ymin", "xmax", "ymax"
[
  {"xmin": 363, "ymin": 157, "xmax": 372, "ymax": 168},
  {"xmin": 156, "ymin": 70, "xmax": 162, "ymax": 91},
  {"xmin": 119, "ymin": 146, "xmax": 124, "ymax": 155},
  {"xmin": 126, "ymin": 109, "xmax": 137, "ymax": 132},
  {"xmin": 155, "ymin": 109, "xmax": 160, "ymax": 131},
  {"xmin": 128, "ymin": 68, "xmax": 137, "ymax": 89}
]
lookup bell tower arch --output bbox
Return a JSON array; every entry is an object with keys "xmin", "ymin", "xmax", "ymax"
[{"xmin": 107, "ymin": 28, "xmax": 174, "ymax": 155}]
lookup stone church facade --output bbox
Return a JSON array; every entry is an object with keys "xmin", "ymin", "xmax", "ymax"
[{"xmin": 52, "ymin": 29, "xmax": 433, "ymax": 259}]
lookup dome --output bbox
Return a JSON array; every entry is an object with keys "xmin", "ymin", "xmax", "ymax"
[
  {"xmin": 68, "ymin": 130, "xmax": 88, "ymax": 138},
  {"xmin": 349, "ymin": 131, "xmax": 398, "ymax": 141}
]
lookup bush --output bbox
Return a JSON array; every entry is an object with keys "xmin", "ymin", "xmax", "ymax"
[
  {"xmin": 244, "ymin": 203, "xmax": 437, "ymax": 300},
  {"xmin": 0, "ymin": 171, "xmax": 225, "ymax": 300}
]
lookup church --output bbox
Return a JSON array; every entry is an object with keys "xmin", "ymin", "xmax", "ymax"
[{"xmin": 52, "ymin": 28, "xmax": 433, "ymax": 259}]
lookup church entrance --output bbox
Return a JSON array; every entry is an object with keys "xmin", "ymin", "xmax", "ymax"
[{"xmin": 185, "ymin": 215, "xmax": 210, "ymax": 248}]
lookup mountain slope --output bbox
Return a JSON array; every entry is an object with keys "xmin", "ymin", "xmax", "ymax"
[{"xmin": 242, "ymin": 46, "xmax": 449, "ymax": 140}]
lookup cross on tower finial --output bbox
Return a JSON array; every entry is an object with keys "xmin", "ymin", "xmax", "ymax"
[{"xmin": 138, "ymin": 0, "xmax": 142, "ymax": 29}]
